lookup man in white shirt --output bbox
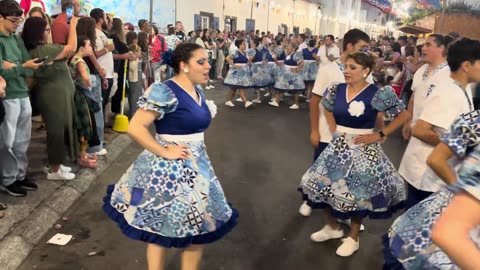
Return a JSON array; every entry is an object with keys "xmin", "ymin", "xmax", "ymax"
[
  {"xmin": 398, "ymin": 34, "xmax": 453, "ymax": 209},
  {"xmin": 90, "ymin": 8, "xmax": 114, "ymax": 112},
  {"xmin": 299, "ymin": 29, "xmax": 372, "ymax": 230},
  {"xmin": 317, "ymin": 34, "xmax": 340, "ymax": 66},
  {"xmin": 298, "ymin": 33, "xmax": 307, "ymax": 50}
]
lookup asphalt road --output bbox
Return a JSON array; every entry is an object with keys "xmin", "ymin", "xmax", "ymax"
[{"xmin": 18, "ymin": 84, "xmax": 408, "ymax": 270}]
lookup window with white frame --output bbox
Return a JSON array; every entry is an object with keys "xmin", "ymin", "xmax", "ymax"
[{"xmin": 201, "ymin": 16, "xmax": 209, "ymax": 29}]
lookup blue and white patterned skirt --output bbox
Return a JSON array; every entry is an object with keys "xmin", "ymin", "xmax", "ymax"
[
  {"xmin": 302, "ymin": 60, "xmax": 319, "ymax": 82},
  {"xmin": 298, "ymin": 128, "xmax": 406, "ymax": 219},
  {"xmin": 274, "ymin": 65, "xmax": 305, "ymax": 91},
  {"xmin": 250, "ymin": 62, "xmax": 273, "ymax": 88},
  {"xmin": 383, "ymin": 187, "xmax": 480, "ymax": 270},
  {"xmin": 267, "ymin": 62, "xmax": 277, "ymax": 82},
  {"xmin": 223, "ymin": 63, "xmax": 253, "ymax": 88},
  {"xmin": 103, "ymin": 133, "xmax": 238, "ymax": 248}
]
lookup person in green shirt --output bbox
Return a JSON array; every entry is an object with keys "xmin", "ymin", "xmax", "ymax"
[{"xmin": 0, "ymin": 0, "xmax": 43, "ymax": 197}]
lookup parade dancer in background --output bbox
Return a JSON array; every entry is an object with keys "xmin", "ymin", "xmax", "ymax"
[
  {"xmin": 298, "ymin": 52, "xmax": 409, "ymax": 257},
  {"xmin": 248, "ymin": 37, "xmax": 272, "ymax": 104},
  {"xmin": 103, "ymin": 43, "xmax": 238, "ymax": 270},
  {"xmin": 301, "ymin": 39, "xmax": 319, "ymax": 102},
  {"xmin": 224, "ymin": 39, "xmax": 254, "ymax": 108}
]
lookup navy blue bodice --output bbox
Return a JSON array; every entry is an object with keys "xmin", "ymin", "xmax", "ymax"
[
  {"xmin": 333, "ymin": 83, "xmax": 379, "ymax": 129},
  {"xmin": 252, "ymin": 49, "xmax": 264, "ymax": 63},
  {"xmin": 154, "ymin": 80, "xmax": 211, "ymax": 135},
  {"xmin": 233, "ymin": 51, "xmax": 249, "ymax": 64},
  {"xmin": 303, "ymin": 48, "xmax": 318, "ymax": 60},
  {"xmin": 265, "ymin": 49, "xmax": 275, "ymax": 62},
  {"xmin": 284, "ymin": 53, "xmax": 298, "ymax": 66},
  {"xmin": 277, "ymin": 51, "xmax": 286, "ymax": 61}
]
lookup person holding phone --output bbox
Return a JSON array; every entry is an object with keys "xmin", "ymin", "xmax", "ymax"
[
  {"xmin": 51, "ymin": 0, "xmax": 80, "ymax": 45},
  {"xmin": 0, "ymin": 0, "xmax": 43, "ymax": 197},
  {"xmin": 22, "ymin": 14, "xmax": 79, "ymax": 181}
]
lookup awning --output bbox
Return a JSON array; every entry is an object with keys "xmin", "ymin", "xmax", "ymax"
[{"xmin": 398, "ymin": 24, "xmax": 433, "ymax": 35}]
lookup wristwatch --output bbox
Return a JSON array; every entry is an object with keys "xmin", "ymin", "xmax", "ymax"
[{"xmin": 378, "ymin": 130, "xmax": 386, "ymax": 138}]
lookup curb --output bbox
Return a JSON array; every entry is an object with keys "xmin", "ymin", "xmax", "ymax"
[{"xmin": 0, "ymin": 134, "xmax": 133, "ymax": 270}]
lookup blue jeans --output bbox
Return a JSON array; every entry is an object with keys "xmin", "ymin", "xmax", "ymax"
[
  {"xmin": 0, "ymin": 97, "xmax": 32, "ymax": 186},
  {"xmin": 87, "ymin": 75, "xmax": 104, "ymax": 153}
]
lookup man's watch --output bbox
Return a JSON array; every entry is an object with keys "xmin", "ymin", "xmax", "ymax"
[{"xmin": 378, "ymin": 130, "xmax": 386, "ymax": 138}]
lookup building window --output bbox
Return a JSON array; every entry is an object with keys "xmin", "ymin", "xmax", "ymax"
[{"xmin": 201, "ymin": 16, "xmax": 209, "ymax": 29}]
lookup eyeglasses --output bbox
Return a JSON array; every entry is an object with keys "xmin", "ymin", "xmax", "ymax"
[{"xmin": 6, "ymin": 17, "xmax": 24, "ymax": 25}]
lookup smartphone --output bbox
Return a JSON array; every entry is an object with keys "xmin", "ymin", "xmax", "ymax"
[
  {"xmin": 34, "ymin": 56, "xmax": 49, "ymax": 64},
  {"xmin": 66, "ymin": 7, "xmax": 73, "ymax": 24}
]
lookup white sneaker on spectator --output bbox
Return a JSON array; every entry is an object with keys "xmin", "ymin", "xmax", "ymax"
[
  {"xmin": 209, "ymin": 79, "xmax": 214, "ymax": 83},
  {"xmin": 264, "ymin": 92, "xmax": 270, "ymax": 97},
  {"xmin": 310, "ymin": 225, "xmax": 344, "ymax": 242},
  {"xmin": 289, "ymin": 104, "xmax": 299, "ymax": 110},
  {"xmin": 94, "ymin": 149, "xmax": 108, "ymax": 156},
  {"xmin": 284, "ymin": 92, "xmax": 292, "ymax": 97},
  {"xmin": 205, "ymin": 86, "xmax": 211, "ymax": 90},
  {"xmin": 245, "ymin": 101, "xmax": 253, "ymax": 108},
  {"xmin": 225, "ymin": 101, "xmax": 235, "ymax": 107},
  {"xmin": 299, "ymin": 94, "xmax": 308, "ymax": 98},
  {"xmin": 43, "ymin": 164, "xmax": 72, "ymax": 174},
  {"xmin": 252, "ymin": 99, "xmax": 262, "ymax": 104},
  {"xmin": 210, "ymin": 85, "xmax": 215, "ymax": 89},
  {"xmin": 268, "ymin": 100, "xmax": 279, "ymax": 107},
  {"xmin": 337, "ymin": 219, "xmax": 365, "ymax": 231},
  {"xmin": 235, "ymin": 97, "xmax": 243, "ymax": 102},
  {"xmin": 47, "ymin": 170, "xmax": 75, "ymax": 181},
  {"xmin": 260, "ymin": 88, "xmax": 266, "ymax": 91},
  {"xmin": 336, "ymin": 237, "xmax": 359, "ymax": 257},
  {"xmin": 299, "ymin": 201, "xmax": 312, "ymax": 216}
]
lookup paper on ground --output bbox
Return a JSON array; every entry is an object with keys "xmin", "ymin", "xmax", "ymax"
[{"xmin": 47, "ymin": 233, "xmax": 73, "ymax": 246}]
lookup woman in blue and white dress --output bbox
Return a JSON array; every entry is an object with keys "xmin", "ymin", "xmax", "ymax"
[
  {"xmin": 383, "ymin": 111, "xmax": 480, "ymax": 270},
  {"xmin": 298, "ymin": 52, "xmax": 409, "ymax": 257},
  {"xmin": 263, "ymin": 41, "xmax": 277, "ymax": 98},
  {"xmin": 302, "ymin": 39, "xmax": 319, "ymax": 101},
  {"xmin": 103, "ymin": 43, "xmax": 238, "ymax": 270},
  {"xmin": 224, "ymin": 39, "xmax": 253, "ymax": 108},
  {"xmin": 269, "ymin": 43, "xmax": 305, "ymax": 110},
  {"xmin": 247, "ymin": 37, "xmax": 272, "ymax": 104}
]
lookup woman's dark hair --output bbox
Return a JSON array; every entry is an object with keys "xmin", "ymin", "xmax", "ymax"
[
  {"xmin": 202, "ymin": 28, "xmax": 211, "ymax": 42},
  {"xmin": 447, "ymin": 38, "xmax": 480, "ymax": 72},
  {"xmin": 168, "ymin": 26, "xmax": 175, "ymax": 35},
  {"xmin": 346, "ymin": 52, "xmax": 375, "ymax": 74},
  {"xmin": 21, "ymin": 17, "xmax": 47, "ymax": 51},
  {"xmin": 124, "ymin": 22, "xmax": 135, "ymax": 32},
  {"xmin": 76, "ymin": 35, "xmax": 90, "ymax": 52},
  {"xmin": 372, "ymin": 47, "xmax": 383, "ymax": 58},
  {"xmin": 152, "ymin": 25, "xmax": 159, "ymax": 36},
  {"xmin": 195, "ymin": 29, "xmax": 203, "ymax": 38},
  {"xmin": 416, "ymin": 45, "xmax": 423, "ymax": 54},
  {"xmin": 342, "ymin": 29, "xmax": 370, "ymax": 52},
  {"xmin": 137, "ymin": 32, "xmax": 149, "ymax": 52},
  {"xmin": 188, "ymin": 31, "xmax": 194, "ymax": 37},
  {"xmin": 405, "ymin": 45, "xmax": 415, "ymax": 57},
  {"xmin": 252, "ymin": 38, "xmax": 261, "ymax": 48},
  {"xmin": 429, "ymin": 34, "xmax": 454, "ymax": 56},
  {"xmin": 0, "ymin": 0, "xmax": 23, "ymax": 18},
  {"xmin": 126, "ymin": 31, "xmax": 137, "ymax": 46},
  {"xmin": 110, "ymin": 18, "xmax": 125, "ymax": 43},
  {"xmin": 76, "ymin": 17, "xmax": 97, "ymax": 50},
  {"xmin": 170, "ymin": 43, "xmax": 204, "ymax": 74},
  {"xmin": 308, "ymin": 39, "xmax": 316, "ymax": 48},
  {"xmin": 391, "ymin": 42, "xmax": 401, "ymax": 54},
  {"xmin": 235, "ymin": 39, "xmax": 244, "ymax": 48}
]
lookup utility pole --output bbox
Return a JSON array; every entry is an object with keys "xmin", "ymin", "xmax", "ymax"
[
  {"xmin": 439, "ymin": 0, "xmax": 448, "ymax": 34},
  {"xmin": 250, "ymin": 0, "xmax": 254, "ymax": 19},
  {"xmin": 267, "ymin": 0, "xmax": 271, "ymax": 32},
  {"xmin": 149, "ymin": 0, "xmax": 153, "ymax": 24}
]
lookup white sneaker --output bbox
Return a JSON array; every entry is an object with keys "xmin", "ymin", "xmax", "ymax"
[
  {"xmin": 205, "ymin": 86, "xmax": 211, "ymax": 90},
  {"xmin": 284, "ymin": 92, "xmax": 292, "ymax": 97},
  {"xmin": 310, "ymin": 225, "xmax": 344, "ymax": 242},
  {"xmin": 252, "ymin": 99, "xmax": 262, "ymax": 104},
  {"xmin": 47, "ymin": 170, "xmax": 75, "ymax": 181},
  {"xmin": 289, "ymin": 104, "xmax": 299, "ymax": 110},
  {"xmin": 299, "ymin": 94, "xmax": 308, "ymax": 98},
  {"xmin": 225, "ymin": 101, "xmax": 235, "ymax": 107},
  {"xmin": 337, "ymin": 219, "xmax": 365, "ymax": 231},
  {"xmin": 260, "ymin": 87, "xmax": 266, "ymax": 91},
  {"xmin": 43, "ymin": 164, "xmax": 72, "ymax": 174},
  {"xmin": 299, "ymin": 202, "xmax": 312, "ymax": 217},
  {"xmin": 245, "ymin": 101, "xmax": 253, "ymax": 108},
  {"xmin": 264, "ymin": 92, "xmax": 270, "ymax": 97},
  {"xmin": 209, "ymin": 85, "xmax": 215, "ymax": 89},
  {"xmin": 336, "ymin": 237, "xmax": 359, "ymax": 257},
  {"xmin": 268, "ymin": 100, "xmax": 279, "ymax": 107},
  {"xmin": 235, "ymin": 97, "xmax": 243, "ymax": 102},
  {"xmin": 94, "ymin": 148, "xmax": 108, "ymax": 156},
  {"xmin": 209, "ymin": 79, "xmax": 214, "ymax": 83}
]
